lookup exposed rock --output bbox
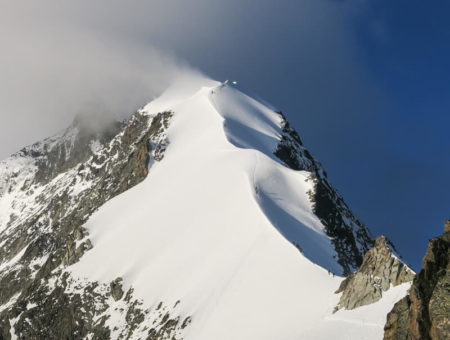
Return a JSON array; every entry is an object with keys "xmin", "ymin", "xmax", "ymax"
[
  {"xmin": 111, "ymin": 278, "xmax": 125, "ymax": 301},
  {"xmin": 335, "ymin": 235, "xmax": 415, "ymax": 311},
  {"xmin": 308, "ymin": 174, "xmax": 374, "ymax": 276},
  {"xmin": 274, "ymin": 111, "xmax": 374, "ymax": 275},
  {"xmin": 30, "ymin": 113, "xmax": 124, "ymax": 185},
  {"xmin": 0, "ymin": 273, "xmax": 186, "ymax": 340},
  {"xmin": 384, "ymin": 221, "xmax": 450, "ymax": 340},
  {"xmin": 0, "ymin": 109, "xmax": 191, "ymax": 339},
  {"xmin": 384, "ymin": 296, "xmax": 411, "ymax": 340}
]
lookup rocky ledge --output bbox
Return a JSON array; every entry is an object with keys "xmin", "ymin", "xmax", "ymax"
[
  {"xmin": 335, "ymin": 235, "xmax": 415, "ymax": 311},
  {"xmin": 383, "ymin": 220, "xmax": 450, "ymax": 340}
]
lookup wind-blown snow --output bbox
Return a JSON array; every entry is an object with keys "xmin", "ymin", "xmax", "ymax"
[{"xmin": 70, "ymin": 80, "xmax": 407, "ymax": 339}]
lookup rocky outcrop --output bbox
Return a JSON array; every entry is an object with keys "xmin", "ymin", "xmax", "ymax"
[
  {"xmin": 111, "ymin": 277, "xmax": 125, "ymax": 301},
  {"xmin": 384, "ymin": 221, "xmax": 450, "ymax": 340},
  {"xmin": 0, "ymin": 109, "xmax": 190, "ymax": 339},
  {"xmin": 0, "ymin": 273, "xmax": 187, "ymax": 340},
  {"xmin": 335, "ymin": 235, "xmax": 415, "ymax": 311},
  {"xmin": 274, "ymin": 111, "xmax": 374, "ymax": 275},
  {"xmin": 27, "ymin": 112, "xmax": 124, "ymax": 186}
]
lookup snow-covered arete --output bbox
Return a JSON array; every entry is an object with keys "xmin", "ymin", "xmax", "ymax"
[
  {"xmin": 65, "ymin": 80, "xmax": 410, "ymax": 339},
  {"xmin": 0, "ymin": 77, "xmax": 412, "ymax": 339}
]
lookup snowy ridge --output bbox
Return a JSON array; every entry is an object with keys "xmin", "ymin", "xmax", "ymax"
[
  {"xmin": 63, "ymin": 80, "xmax": 408, "ymax": 339},
  {"xmin": 0, "ymin": 78, "xmax": 411, "ymax": 339}
]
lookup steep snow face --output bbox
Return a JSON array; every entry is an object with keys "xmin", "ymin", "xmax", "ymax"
[
  {"xmin": 210, "ymin": 84, "xmax": 340, "ymax": 272},
  {"xmin": 69, "ymin": 81, "xmax": 406, "ymax": 339}
]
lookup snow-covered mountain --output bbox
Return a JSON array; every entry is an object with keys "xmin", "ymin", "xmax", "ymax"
[{"xmin": 0, "ymin": 78, "xmax": 414, "ymax": 339}]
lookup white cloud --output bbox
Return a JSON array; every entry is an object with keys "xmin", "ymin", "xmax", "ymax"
[
  {"xmin": 0, "ymin": 0, "xmax": 376, "ymax": 159},
  {"xmin": 0, "ymin": 1, "xmax": 206, "ymax": 158}
]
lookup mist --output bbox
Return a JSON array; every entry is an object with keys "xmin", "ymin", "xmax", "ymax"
[
  {"xmin": 0, "ymin": 1, "xmax": 205, "ymax": 159},
  {"xmin": 0, "ymin": 0, "xmax": 370, "ymax": 160}
]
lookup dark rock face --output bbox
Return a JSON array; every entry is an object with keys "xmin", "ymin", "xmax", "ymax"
[
  {"xmin": 384, "ymin": 221, "xmax": 450, "ymax": 340},
  {"xmin": 335, "ymin": 235, "xmax": 415, "ymax": 311},
  {"xmin": 27, "ymin": 114, "xmax": 124, "ymax": 186},
  {"xmin": 111, "ymin": 277, "xmax": 125, "ymax": 301},
  {"xmin": 274, "ymin": 111, "xmax": 374, "ymax": 275},
  {"xmin": 0, "ymin": 109, "xmax": 190, "ymax": 339}
]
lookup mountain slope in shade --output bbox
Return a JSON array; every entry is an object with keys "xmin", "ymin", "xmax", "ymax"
[{"xmin": 0, "ymin": 78, "xmax": 411, "ymax": 339}]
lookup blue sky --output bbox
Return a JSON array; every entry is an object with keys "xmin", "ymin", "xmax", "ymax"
[
  {"xmin": 1, "ymin": 0, "xmax": 448, "ymax": 270},
  {"xmin": 153, "ymin": 0, "xmax": 449, "ymax": 270},
  {"xmin": 146, "ymin": 0, "xmax": 448, "ymax": 270},
  {"xmin": 343, "ymin": 1, "xmax": 450, "ymax": 268}
]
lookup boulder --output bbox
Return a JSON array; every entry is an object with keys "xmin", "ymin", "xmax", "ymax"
[{"xmin": 335, "ymin": 235, "xmax": 414, "ymax": 311}]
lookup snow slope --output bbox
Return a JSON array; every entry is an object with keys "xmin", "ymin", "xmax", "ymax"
[{"xmin": 70, "ymin": 80, "xmax": 407, "ymax": 339}]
